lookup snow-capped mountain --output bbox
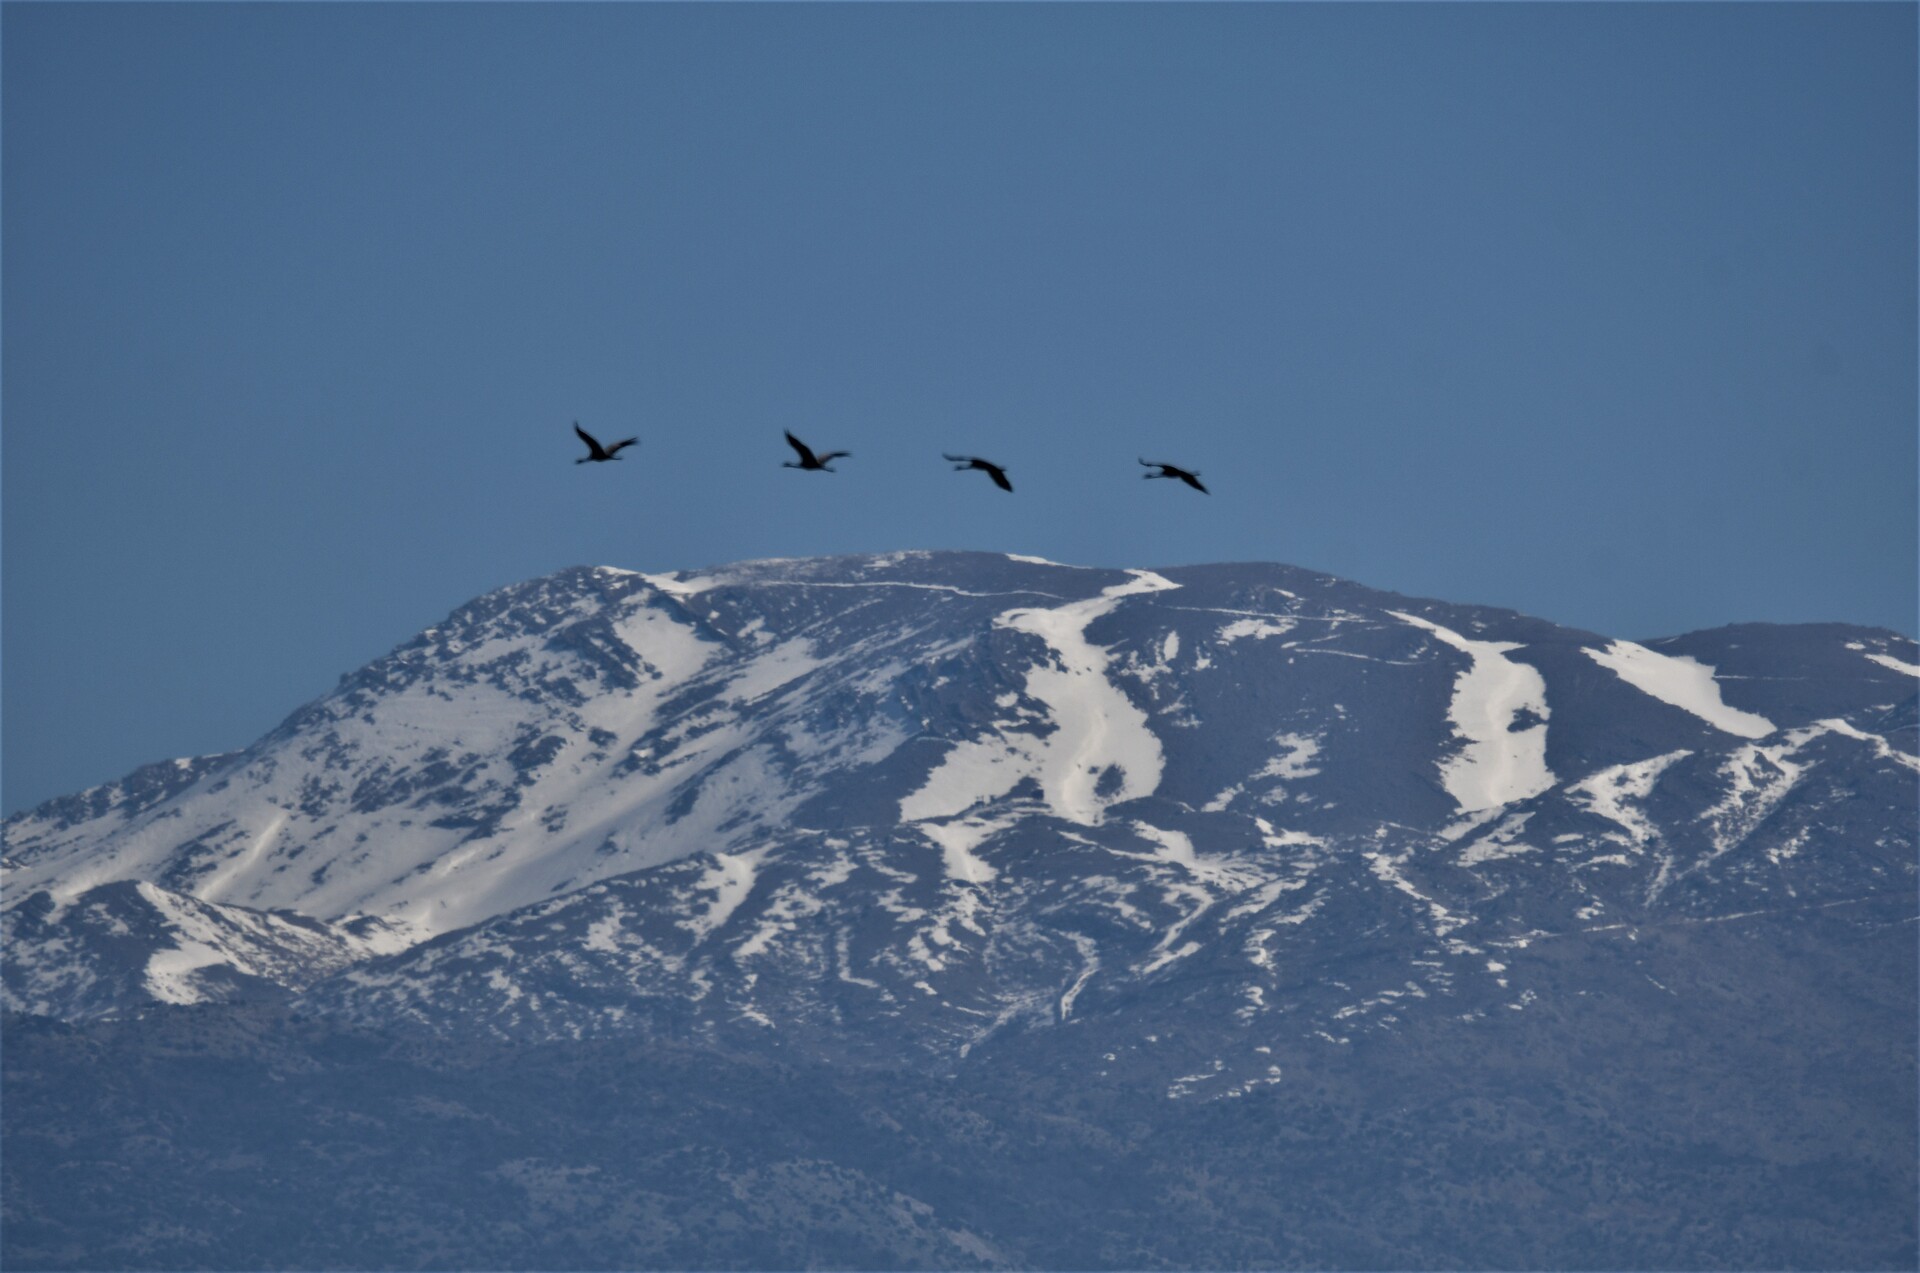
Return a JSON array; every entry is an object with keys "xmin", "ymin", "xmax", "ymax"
[{"xmin": 6, "ymin": 552, "xmax": 1915, "ymax": 1091}]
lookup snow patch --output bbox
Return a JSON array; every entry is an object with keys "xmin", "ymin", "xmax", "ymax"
[
  {"xmin": 1391, "ymin": 612, "xmax": 1555, "ymax": 812},
  {"xmin": 1003, "ymin": 553, "xmax": 1090, "ymax": 568},
  {"xmin": 1217, "ymin": 618, "xmax": 1296, "ymax": 644},
  {"xmin": 583, "ymin": 908, "xmax": 628, "ymax": 954},
  {"xmin": 1568, "ymin": 750, "xmax": 1692, "ymax": 848},
  {"xmin": 899, "ymin": 571, "xmax": 1181, "ymax": 825},
  {"xmin": 1583, "ymin": 641, "xmax": 1775, "ymax": 738},
  {"xmin": 1058, "ymin": 932, "xmax": 1100, "ymax": 1019},
  {"xmin": 919, "ymin": 818, "xmax": 1002, "ymax": 884},
  {"xmin": 1864, "ymin": 652, "xmax": 1920, "ymax": 678},
  {"xmin": 1259, "ymin": 733, "xmax": 1322, "ymax": 782},
  {"xmin": 1363, "ymin": 843, "xmax": 1467, "ymax": 936},
  {"xmin": 1808, "ymin": 717, "xmax": 1920, "ymax": 772},
  {"xmin": 199, "ymin": 811, "xmax": 287, "ymax": 906},
  {"xmin": 1458, "ymin": 812, "xmax": 1539, "ymax": 867},
  {"xmin": 638, "ymin": 571, "xmax": 720, "ymax": 597},
  {"xmin": 682, "ymin": 850, "xmax": 764, "ymax": 943}
]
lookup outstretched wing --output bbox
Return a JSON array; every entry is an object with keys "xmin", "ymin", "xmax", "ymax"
[
  {"xmin": 817, "ymin": 450, "xmax": 851, "ymax": 463},
  {"xmin": 947, "ymin": 454, "xmax": 1012, "ymax": 491},
  {"xmin": 605, "ymin": 437, "xmax": 639, "ymax": 457},
  {"xmin": 575, "ymin": 422, "xmax": 608, "ymax": 458},
  {"xmin": 1179, "ymin": 471, "xmax": 1209, "ymax": 494},
  {"xmin": 784, "ymin": 431, "xmax": 818, "ymax": 466}
]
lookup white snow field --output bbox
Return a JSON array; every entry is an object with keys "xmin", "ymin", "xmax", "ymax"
[
  {"xmin": 1864, "ymin": 651, "xmax": 1920, "ymax": 677},
  {"xmin": 1582, "ymin": 640, "xmax": 1775, "ymax": 738},
  {"xmin": 899, "ymin": 570, "xmax": 1181, "ymax": 826},
  {"xmin": 1389, "ymin": 612, "xmax": 1556, "ymax": 812}
]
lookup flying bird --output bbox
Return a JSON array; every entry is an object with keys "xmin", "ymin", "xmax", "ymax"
[
  {"xmin": 943, "ymin": 454, "xmax": 1013, "ymax": 492},
  {"xmin": 782, "ymin": 431, "xmax": 850, "ymax": 472},
  {"xmin": 1139, "ymin": 459, "xmax": 1209, "ymax": 494},
  {"xmin": 574, "ymin": 422, "xmax": 638, "ymax": 464}
]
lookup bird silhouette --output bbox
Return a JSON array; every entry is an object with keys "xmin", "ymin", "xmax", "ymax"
[
  {"xmin": 943, "ymin": 454, "xmax": 1013, "ymax": 492},
  {"xmin": 1140, "ymin": 459, "xmax": 1209, "ymax": 494},
  {"xmin": 782, "ymin": 431, "xmax": 850, "ymax": 472},
  {"xmin": 574, "ymin": 422, "xmax": 638, "ymax": 464}
]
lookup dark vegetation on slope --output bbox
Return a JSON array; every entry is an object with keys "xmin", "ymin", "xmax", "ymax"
[{"xmin": 5, "ymin": 896, "xmax": 1913, "ymax": 1272}]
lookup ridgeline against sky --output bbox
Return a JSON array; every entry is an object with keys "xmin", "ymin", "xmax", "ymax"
[{"xmin": 3, "ymin": 3, "xmax": 1914, "ymax": 814}]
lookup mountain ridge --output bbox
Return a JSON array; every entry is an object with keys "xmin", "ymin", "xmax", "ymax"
[
  {"xmin": 5, "ymin": 550, "xmax": 1912, "ymax": 1089},
  {"xmin": 7, "ymin": 552, "xmax": 1907, "ymax": 830}
]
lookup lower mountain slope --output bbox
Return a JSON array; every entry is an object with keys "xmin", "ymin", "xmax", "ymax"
[{"xmin": 5, "ymin": 889, "xmax": 1912, "ymax": 1270}]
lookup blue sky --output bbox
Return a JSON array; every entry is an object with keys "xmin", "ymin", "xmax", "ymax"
[{"xmin": 4, "ymin": 3, "xmax": 1915, "ymax": 814}]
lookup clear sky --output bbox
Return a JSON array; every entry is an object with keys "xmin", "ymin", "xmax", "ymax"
[{"xmin": 4, "ymin": 3, "xmax": 1915, "ymax": 815}]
